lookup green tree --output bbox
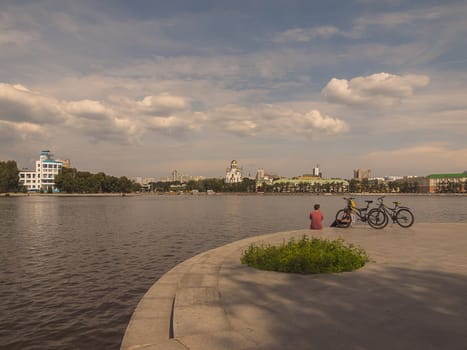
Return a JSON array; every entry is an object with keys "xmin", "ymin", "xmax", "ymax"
[
  {"xmin": 55, "ymin": 168, "xmax": 139, "ymax": 193},
  {"xmin": 0, "ymin": 160, "xmax": 21, "ymax": 193},
  {"xmin": 361, "ymin": 178, "xmax": 370, "ymax": 192},
  {"xmin": 349, "ymin": 179, "xmax": 360, "ymax": 193},
  {"xmin": 387, "ymin": 181, "xmax": 398, "ymax": 193},
  {"xmin": 55, "ymin": 167, "xmax": 77, "ymax": 193}
]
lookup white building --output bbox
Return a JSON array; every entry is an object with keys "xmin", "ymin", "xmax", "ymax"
[
  {"xmin": 19, "ymin": 150, "xmax": 64, "ymax": 192},
  {"xmin": 255, "ymin": 168, "xmax": 265, "ymax": 180},
  {"xmin": 312, "ymin": 164, "xmax": 321, "ymax": 177},
  {"xmin": 225, "ymin": 160, "xmax": 243, "ymax": 184}
]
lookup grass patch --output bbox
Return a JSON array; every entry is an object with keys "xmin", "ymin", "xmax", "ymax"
[{"xmin": 241, "ymin": 236, "xmax": 369, "ymax": 274}]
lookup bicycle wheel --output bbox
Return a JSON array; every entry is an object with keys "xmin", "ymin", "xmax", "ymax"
[
  {"xmin": 395, "ymin": 208, "xmax": 414, "ymax": 228},
  {"xmin": 367, "ymin": 208, "xmax": 388, "ymax": 229},
  {"xmin": 335, "ymin": 209, "xmax": 352, "ymax": 228}
]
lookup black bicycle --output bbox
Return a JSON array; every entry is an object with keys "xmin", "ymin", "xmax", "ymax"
[
  {"xmin": 335, "ymin": 197, "xmax": 386, "ymax": 229},
  {"xmin": 368, "ymin": 196, "xmax": 415, "ymax": 228}
]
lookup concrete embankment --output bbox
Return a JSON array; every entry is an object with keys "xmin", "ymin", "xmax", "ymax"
[{"xmin": 121, "ymin": 223, "xmax": 467, "ymax": 350}]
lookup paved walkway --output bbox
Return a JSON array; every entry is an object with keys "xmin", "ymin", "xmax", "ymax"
[{"xmin": 121, "ymin": 223, "xmax": 467, "ymax": 350}]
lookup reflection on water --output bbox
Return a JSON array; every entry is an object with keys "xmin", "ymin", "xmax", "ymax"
[{"xmin": 0, "ymin": 194, "xmax": 465, "ymax": 349}]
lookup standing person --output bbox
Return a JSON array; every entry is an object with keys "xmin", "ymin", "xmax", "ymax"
[{"xmin": 310, "ymin": 204, "xmax": 324, "ymax": 230}]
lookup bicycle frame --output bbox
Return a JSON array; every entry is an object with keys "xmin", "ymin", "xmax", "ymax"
[
  {"xmin": 343, "ymin": 197, "xmax": 373, "ymax": 223},
  {"xmin": 376, "ymin": 197, "xmax": 408, "ymax": 223},
  {"xmin": 373, "ymin": 196, "xmax": 415, "ymax": 228},
  {"xmin": 336, "ymin": 197, "xmax": 387, "ymax": 229}
]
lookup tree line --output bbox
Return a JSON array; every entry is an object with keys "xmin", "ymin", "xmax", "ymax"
[
  {"xmin": 348, "ymin": 179, "xmax": 420, "ymax": 193},
  {"xmin": 2, "ymin": 159, "xmax": 465, "ymax": 194},
  {"xmin": 150, "ymin": 178, "xmax": 257, "ymax": 193},
  {"xmin": 0, "ymin": 161, "xmax": 20, "ymax": 193},
  {"xmin": 148, "ymin": 178, "xmax": 425, "ymax": 194},
  {"xmin": 54, "ymin": 167, "xmax": 140, "ymax": 193}
]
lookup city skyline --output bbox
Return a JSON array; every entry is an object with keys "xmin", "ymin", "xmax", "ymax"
[
  {"xmin": 1, "ymin": 1, "xmax": 466, "ymax": 179},
  {"xmin": 17, "ymin": 151, "xmax": 461, "ymax": 182}
]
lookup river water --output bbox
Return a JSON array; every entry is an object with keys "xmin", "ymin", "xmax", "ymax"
[{"xmin": 0, "ymin": 194, "xmax": 466, "ymax": 349}]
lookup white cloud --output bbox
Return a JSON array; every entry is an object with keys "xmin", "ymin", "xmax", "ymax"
[
  {"xmin": 138, "ymin": 93, "xmax": 189, "ymax": 115},
  {"xmin": 273, "ymin": 26, "xmax": 340, "ymax": 43},
  {"xmin": 322, "ymin": 72, "xmax": 429, "ymax": 107},
  {"xmin": 0, "ymin": 83, "xmax": 204, "ymax": 144},
  {"xmin": 7, "ymin": 82, "xmax": 352, "ymax": 145},
  {"xmin": 303, "ymin": 110, "xmax": 349, "ymax": 135},
  {"xmin": 65, "ymin": 100, "xmax": 110, "ymax": 119},
  {"xmin": 209, "ymin": 104, "xmax": 349, "ymax": 138}
]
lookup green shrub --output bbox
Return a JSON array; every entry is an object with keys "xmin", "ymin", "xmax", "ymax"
[{"xmin": 241, "ymin": 236, "xmax": 369, "ymax": 274}]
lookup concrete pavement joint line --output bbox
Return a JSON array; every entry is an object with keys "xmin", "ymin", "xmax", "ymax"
[
  {"xmin": 169, "ymin": 296, "xmax": 175, "ymax": 339},
  {"xmin": 121, "ymin": 223, "xmax": 467, "ymax": 350}
]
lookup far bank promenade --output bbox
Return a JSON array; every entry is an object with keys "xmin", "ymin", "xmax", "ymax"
[{"xmin": 121, "ymin": 223, "xmax": 467, "ymax": 350}]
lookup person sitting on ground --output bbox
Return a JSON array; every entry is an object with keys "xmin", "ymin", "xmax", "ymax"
[
  {"xmin": 330, "ymin": 213, "xmax": 352, "ymax": 228},
  {"xmin": 309, "ymin": 204, "xmax": 324, "ymax": 230}
]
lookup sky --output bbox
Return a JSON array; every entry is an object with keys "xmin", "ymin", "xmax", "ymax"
[{"xmin": 1, "ymin": 0, "xmax": 466, "ymax": 179}]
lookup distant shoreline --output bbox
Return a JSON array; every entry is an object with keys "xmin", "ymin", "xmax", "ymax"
[
  {"xmin": 1, "ymin": 192, "xmax": 466, "ymax": 197},
  {"xmin": 0, "ymin": 192, "xmax": 137, "ymax": 197}
]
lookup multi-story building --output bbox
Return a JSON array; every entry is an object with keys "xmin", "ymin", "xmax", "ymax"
[
  {"xmin": 132, "ymin": 177, "xmax": 157, "ymax": 191},
  {"xmin": 255, "ymin": 168, "xmax": 265, "ymax": 181},
  {"xmin": 273, "ymin": 177, "xmax": 349, "ymax": 193},
  {"xmin": 225, "ymin": 160, "xmax": 243, "ymax": 184},
  {"xmin": 18, "ymin": 150, "xmax": 64, "ymax": 192},
  {"xmin": 312, "ymin": 165, "xmax": 321, "ymax": 177},
  {"xmin": 354, "ymin": 168, "xmax": 371, "ymax": 180},
  {"xmin": 169, "ymin": 170, "xmax": 201, "ymax": 183},
  {"xmin": 384, "ymin": 173, "xmax": 466, "ymax": 193},
  {"xmin": 421, "ymin": 173, "xmax": 467, "ymax": 193}
]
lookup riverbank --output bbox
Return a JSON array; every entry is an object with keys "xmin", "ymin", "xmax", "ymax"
[
  {"xmin": 121, "ymin": 223, "xmax": 467, "ymax": 350},
  {"xmin": 2, "ymin": 191, "xmax": 466, "ymax": 197},
  {"xmin": 0, "ymin": 192, "xmax": 142, "ymax": 197}
]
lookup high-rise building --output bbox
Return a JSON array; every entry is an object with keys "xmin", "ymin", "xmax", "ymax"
[
  {"xmin": 312, "ymin": 164, "xmax": 322, "ymax": 178},
  {"xmin": 18, "ymin": 150, "xmax": 64, "ymax": 192},
  {"xmin": 256, "ymin": 168, "xmax": 265, "ymax": 180},
  {"xmin": 172, "ymin": 169, "xmax": 180, "ymax": 182},
  {"xmin": 353, "ymin": 168, "xmax": 371, "ymax": 180}
]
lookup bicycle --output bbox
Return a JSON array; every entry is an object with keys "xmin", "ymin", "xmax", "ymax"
[
  {"xmin": 368, "ymin": 196, "xmax": 415, "ymax": 228},
  {"xmin": 335, "ymin": 197, "xmax": 386, "ymax": 229}
]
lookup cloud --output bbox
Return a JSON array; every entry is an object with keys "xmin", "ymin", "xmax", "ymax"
[
  {"xmin": 0, "ymin": 12, "xmax": 39, "ymax": 47},
  {"xmin": 362, "ymin": 144, "xmax": 467, "ymax": 175},
  {"xmin": 0, "ymin": 82, "xmax": 204, "ymax": 144},
  {"xmin": 322, "ymin": 72, "xmax": 429, "ymax": 107},
  {"xmin": 137, "ymin": 93, "xmax": 189, "ymax": 115},
  {"xmin": 273, "ymin": 26, "xmax": 340, "ymax": 43},
  {"xmin": 1, "ymin": 81, "xmax": 349, "ymax": 146},
  {"xmin": 0, "ymin": 120, "xmax": 43, "ymax": 144},
  {"xmin": 146, "ymin": 113, "xmax": 204, "ymax": 135},
  {"xmin": 303, "ymin": 110, "xmax": 349, "ymax": 135},
  {"xmin": 0, "ymin": 83, "xmax": 66, "ymax": 124},
  {"xmin": 209, "ymin": 104, "xmax": 349, "ymax": 138},
  {"xmin": 64, "ymin": 99, "xmax": 138, "ymax": 143},
  {"xmin": 353, "ymin": 6, "xmax": 443, "ymax": 29},
  {"xmin": 65, "ymin": 99, "xmax": 111, "ymax": 119}
]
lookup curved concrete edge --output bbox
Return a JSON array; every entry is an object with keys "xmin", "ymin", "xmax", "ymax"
[
  {"xmin": 120, "ymin": 223, "xmax": 467, "ymax": 350},
  {"xmin": 120, "ymin": 229, "xmax": 307, "ymax": 350}
]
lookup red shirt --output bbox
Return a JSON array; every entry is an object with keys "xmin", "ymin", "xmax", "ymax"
[{"xmin": 310, "ymin": 210, "xmax": 323, "ymax": 229}]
